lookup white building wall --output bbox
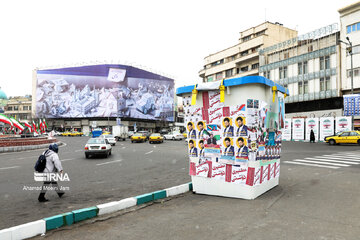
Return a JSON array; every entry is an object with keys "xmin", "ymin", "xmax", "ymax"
[{"xmin": 314, "ymin": 78, "xmax": 320, "ymax": 92}]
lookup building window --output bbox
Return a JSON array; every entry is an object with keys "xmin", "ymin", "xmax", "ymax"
[
  {"xmin": 207, "ymin": 76, "xmax": 214, "ymax": 82},
  {"xmin": 14, "ymin": 106, "xmax": 19, "ymax": 111},
  {"xmin": 298, "ymin": 82, "xmax": 303, "ymax": 95},
  {"xmin": 320, "ymin": 56, "xmax": 330, "ymax": 70},
  {"xmin": 279, "ymin": 66, "xmax": 287, "ymax": 79},
  {"xmin": 304, "ymin": 81, "xmax": 308, "ymax": 94},
  {"xmin": 240, "ymin": 50, "xmax": 249, "ymax": 56},
  {"xmin": 29, "ymin": 106, "xmax": 32, "ymax": 110},
  {"xmin": 242, "ymin": 35, "xmax": 251, "ymax": 42},
  {"xmin": 308, "ymin": 45, "xmax": 313, "ymax": 52},
  {"xmin": 347, "ymin": 22, "xmax": 360, "ymax": 34},
  {"xmin": 216, "ymin": 72, "xmax": 223, "ymax": 81},
  {"xmin": 347, "ymin": 67, "xmax": 360, "ymax": 78},
  {"xmin": 7, "ymin": 106, "xmax": 12, "ymax": 111},
  {"xmin": 255, "ymin": 30, "xmax": 265, "ymax": 37},
  {"xmin": 298, "ymin": 62, "xmax": 303, "ymax": 75},
  {"xmin": 23, "ymin": 106, "xmax": 28, "ymax": 111},
  {"xmin": 225, "ymin": 69, "xmax": 233, "ymax": 78},
  {"xmin": 211, "ymin": 59, "xmax": 224, "ymax": 67},
  {"xmin": 303, "ymin": 61, "xmax": 308, "ymax": 74},
  {"xmin": 251, "ymin": 63, "xmax": 259, "ymax": 69},
  {"xmin": 265, "ymin": 71, "xmax": 270, "ymax": 79},
  {"xmin": 284, "ymin": 52, "xmax": 289, "ymax": 59},
  {"xmin": 240, "ymin": 66, "xmax": 249, "ymax": 72},
  {"xmin": 320, "ymin": 77, "xmax": 331, "ymax": 91},
  {"xmin": 236, "ymin": 68, "xmax": 240, "ymax": 74}
]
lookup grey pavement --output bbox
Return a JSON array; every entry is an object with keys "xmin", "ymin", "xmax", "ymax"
[
  {"xmin": 2, "ymin": 138, "xmax": 360, "ymax": 239},
  {"xmin": 35, "ymin": 152, "xmax": 360, "ymax": 240}
]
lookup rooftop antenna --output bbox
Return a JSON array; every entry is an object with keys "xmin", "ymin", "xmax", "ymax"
[{"xmin": 265, "ymin": 8, "xmax": 267, "ymax": 22}]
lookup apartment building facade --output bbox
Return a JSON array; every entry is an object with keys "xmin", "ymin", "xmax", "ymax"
[
  {"xmin": 259, "ymin": 23, "xmax": 342, "ymax": 118},
  {"xmin": 339, "ymin": 1, "xmax": 360, "ymax": 94},
  {"xmin": 199, "ymin": 22, "xmax": 298, "ymax": 82},
  {"xmin": 4, "ymin": 95, "xmax": 32, "ymax": 120}
]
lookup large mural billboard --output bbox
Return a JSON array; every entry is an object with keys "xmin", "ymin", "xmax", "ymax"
[{"xmin": 35, "ymin": 65, "xmax": 174, "ymax": 121}]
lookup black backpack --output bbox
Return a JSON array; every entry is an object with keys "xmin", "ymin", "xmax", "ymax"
[{"xmin": 34, "ymin": 150, "xmax": 49, "ymax": 172}]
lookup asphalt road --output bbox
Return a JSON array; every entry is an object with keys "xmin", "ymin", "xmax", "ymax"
[
  {"xmin": 1, "ymin": 137, "xmax": 360, "ymax": 234},
  {"xmin": 0, "ymin": 136, "xmax": 190, "ymax": 229}
]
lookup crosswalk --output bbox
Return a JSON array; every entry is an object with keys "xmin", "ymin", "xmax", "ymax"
[{"xmin": 284, "ymin": 151, "xmax": 360, "ymax": 169}]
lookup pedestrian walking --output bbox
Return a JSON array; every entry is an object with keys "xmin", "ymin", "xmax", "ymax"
[
  {"xmin": 310, "ymin": 129, "xmax": 315, "ymax": 143},
  {"xmin": 38, "ymin": 143, "xmax": 65, "ymax": 202}
]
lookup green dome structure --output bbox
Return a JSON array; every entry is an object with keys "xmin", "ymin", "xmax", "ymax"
[{"xmin": 0, "ymin": 87, "xmax": 6, "ymax": 100}]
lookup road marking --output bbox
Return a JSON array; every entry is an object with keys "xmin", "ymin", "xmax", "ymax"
[
  {"xmin": 303, "ymin": 158, "xmax": 360, "ymax": 165},
  {"xmin": 0, "ymin": 166, "xmax": 20, "ymax": 170},
  {"xmin": 61, "ymin": 158, "xmax": 76, "ymax": 162},
  {"xmin": 145, "ymin": 150, "xmax": 153, "ymax": 155},
  {"xmin": 75, "ymin": 149, "xmax": 83, "ymax": 152},
  {"xmin": 284, "ymin": 161, "xmax": 339, "ymax": 169},
  {"xmin": 321, "ymin": 155, "xmax": 360, "ymax": 160},
  {"xmin": 313, "ymin": 156, "xmax": 360, "ymax": 161},
  {"xmin": 122, "ymin": 147, "xmax": 126, "ymax": 149},
  {"xmin": 96, "ymin": 159, "xmax": 122, "ymax": 166},
  {"xmin": 294, "ymin": 159, "xmax": 349, "ymax": 167}
]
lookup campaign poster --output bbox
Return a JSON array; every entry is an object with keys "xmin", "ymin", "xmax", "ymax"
[
  {"xmin": 234, "ymin": 136, "xmax": 249, "ymax": 163},
  {"xmin": 220, "ymin": 137, "xmax": 235, "ymax": 164},
  {"xmin": 335, "ymin": 116, "xmax": 352, "ymax": 133},
  {"xmin": 188, "ymin": 139, "xmax": 198, "ymax": 158},
  {"xmin": 196, "ymin": 120, "xmax": 210, "ymax": 140},
  {"xmin": 208, "ymin": 91, "xmax": 223, "ymax": 109},
  {"xmin": 283, "ymin": 119, "xmax": 292, "ymax": 141},
  {"xmin": 208, "ymin": 107, "xmax": 224, "ymax": 124},
  {"xmin": 221, "ymin": 117, "xmax": 234, "ymax": 137},
  {"xmin": 292, "ymin": 118, "xmax": 304, "ymax": 140},
  {"xmin": 195, "ymin": 161, "xmax": 210, "ymax": 178},
  {"xmin": 305, "ymin": 118, "xmax": 319, "ymax": 142},
  {"xmin": 234, "ymin": 115, "xmax": 248, "ymax": 137},
  {"xmin": 229, "ymin": 164, "xmax": 248, "ymax": 184},
  {"xmin": 211, "ymin": 162, "xmax": 226, "ymax": 180},
  {"xmin": 278, "ymin": 92, "xmax": 285, "ymax": 129},
  {"xmin": 186, "ymin": 121, "xmax": 197, "ymax": 139},
  {"xmin": 197, "ymin": 139, "xmax": 206, "ymax": 158},
  {"xmin": 253, "ymin": 167, "xmax": 262, "ymax": 186},
  {"xmin": 320, "ymin": 117, "xmax": 334, "ymax": 140},
  {"xmin": 230, "ymin": 104, "xmax": 246, "ymax": 118}
]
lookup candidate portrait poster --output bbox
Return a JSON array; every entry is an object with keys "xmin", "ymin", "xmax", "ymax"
[
  {"xmin": 320, "ymin": 117, "xmax": 334, "ymax": 140},
  {"xmin": 292, "ymin": 118, "xmax": 304, "ymax": 140},
  {"xmin": 305, "ymin": 118, "xmax": 319, "ymax": 142}
]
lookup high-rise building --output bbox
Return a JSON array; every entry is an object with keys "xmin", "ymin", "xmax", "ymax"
[
  {"xmin": 259, "ymin": 23, "xmax": 341, "ymax": 118},
  {"xmin": 199, "ymin": 22, "xmax": 298, "ymax": 82}
]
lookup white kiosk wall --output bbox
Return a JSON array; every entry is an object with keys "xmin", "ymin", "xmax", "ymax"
[
  {"xmin": 320, "ymin": 117, "xmax": 334, "ymax": 140},
  {"xmin": 335, "ymin": 116, "xmax": 352, "ymax": 133},
  {"xmin": 292, "ymin": 118, "xmax": 304, "ymax": 140},
  {"xmin": 283, "ymin": 119, "xmax": 292, "ymax": 141}
]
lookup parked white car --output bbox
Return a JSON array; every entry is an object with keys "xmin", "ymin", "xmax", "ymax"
[
  {"xmin": 163, "ymin": 132, "xmax": 185, "ymax": 140},
  {"xmin": 100, "ymin": 134, "xmax": 116, "ymax": 146},
  {"xmin": 85, "ymin": 138, "xmax": 112, "ymax": 158}
]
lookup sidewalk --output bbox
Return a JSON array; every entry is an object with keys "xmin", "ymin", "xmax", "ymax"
[{"xmin": 33, "ymin": 164, "xmax": 360, "ymax": 240}]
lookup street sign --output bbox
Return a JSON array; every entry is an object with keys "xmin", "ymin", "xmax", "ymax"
[
  {"xmin": 92, "ymin": 121, "xmax": 97, "ymax": 128},
  {"xmin": 343, "ymin": 94, "xmax": 360, "ymax": 116}
]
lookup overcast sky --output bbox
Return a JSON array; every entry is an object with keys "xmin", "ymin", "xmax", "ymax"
[{"xmin": 0, "ymin": 0, "xmax": 354, "ymax": 97}]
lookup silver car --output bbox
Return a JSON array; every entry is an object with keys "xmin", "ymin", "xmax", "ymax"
[
  {"xmin": 85, "ymin": 138, "xmax": 112, "ymax": 158},
  {"xmin": 100, "ymin": 134, "xmax": 116, "ymax": 146}
]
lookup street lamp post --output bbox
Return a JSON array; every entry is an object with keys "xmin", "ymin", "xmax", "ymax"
[{"xmin": 339, "ymin": 37, "xmax": 354, "ymax": 130}]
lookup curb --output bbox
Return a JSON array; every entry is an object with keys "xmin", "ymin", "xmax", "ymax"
[
  {"xmin": 0, "ymin": 141, "xmax": 64, "ymax": 153},
  {"xmin": 0, "ymin": 182, "xmax": 193, "ymax": 239}
]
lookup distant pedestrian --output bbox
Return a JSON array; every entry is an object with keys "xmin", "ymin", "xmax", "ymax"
[
  {"xmin": 310, "ymin": 130, "xmax": 315, "ymax": 143},
  {"xmin": 38, "ymin": 143, "xmax": 65, "ymax": 202}
]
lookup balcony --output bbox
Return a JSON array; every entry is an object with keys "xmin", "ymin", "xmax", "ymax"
[{"xmin": 234, "ymin": 52, "xmax": 258, "ymax": 64}]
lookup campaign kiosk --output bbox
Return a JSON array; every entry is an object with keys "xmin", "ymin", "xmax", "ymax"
[{"xmin": 177, "ymin": 76, "xmax": 288, "ymax": 199}]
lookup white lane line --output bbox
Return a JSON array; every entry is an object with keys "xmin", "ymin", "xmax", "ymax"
[
  {"xmin": 313, "ymin": 156, "xmax": 360, "ymax": 162},
  {"xmin": 284, "ymin": 161, "xmax": 339, "ymax": 169},
  {"xmin": 304, "ymin": 158, "xmax": 360, "ymax": 165},
  {"xmin": 96, "ymin": 159, "xmax": 122, "ymax": 166},
  {"xmin": 0, "ymin": 166, "xmax": 20, "ymax": 170},
  {"xmin": 61, "ymin": 158, "xmax": 76, "ymax": 162},
  {"xmin": 122, "ymin": 147, "xmax": 126, "ymax": 149},
  {"xmin": 321, "ymin": 155, "xmax": 360, "ymax": 159},
  {"xmin": 145, "ymin": 150, "xmax": 153, "ymax": 155},
  {"xmin": 75, "ymin": 150, "xmax": 83, "ymax": 152},
  {"xmin": 294, "ymin": 159, "xmax": 349, "ymax": 167}
]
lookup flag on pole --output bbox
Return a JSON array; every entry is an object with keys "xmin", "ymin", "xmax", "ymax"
[
  {"xmin": 33, "ymin": 121, "xmax": 38, "ymax": 134},
  {"xmin": 21, "ymin": 120, "xmax": 33, "ymax": 132},
  {"xmin": 0, "ymin": 113, "xmax": 13, "ymax": 127},
  {"xmin": 10, "ymin": 117, "xmax": 25, "ymax": 132},
  {"xmin": 43, "ymin": 118, "xmax": 48, "ymax": 130}
]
